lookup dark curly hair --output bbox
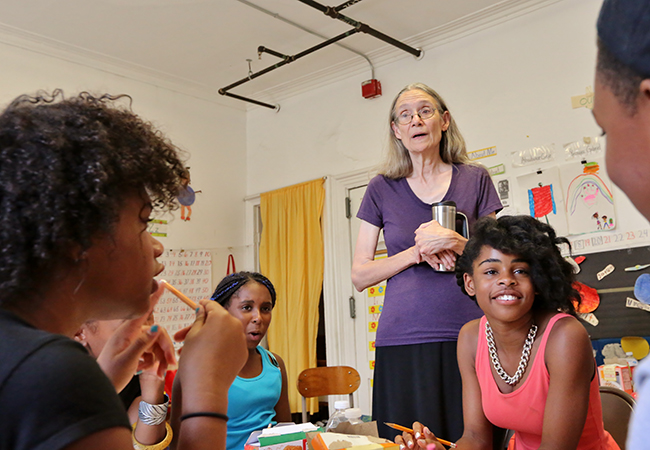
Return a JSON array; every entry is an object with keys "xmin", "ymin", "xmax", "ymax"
[
  {"xmin": 455, "ymin": 215, "xmax": 579, "ymax": 315},
  {"xmin": 0, "ymin": 90, "xmax": 186, "ymax": 304},
  {"xmin": 210, "ymin": 271, "xmax": 277, "ymax": 309}
]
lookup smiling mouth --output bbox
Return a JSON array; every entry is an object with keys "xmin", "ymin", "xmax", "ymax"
[{"xmin": 494, "ymin": 294, "xmax": 519, "ymax": 302}]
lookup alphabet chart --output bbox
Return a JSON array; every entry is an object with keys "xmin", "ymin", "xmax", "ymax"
[{"xmin": 153, "ymin": 249, "xmax": 212, "ymax": 349}]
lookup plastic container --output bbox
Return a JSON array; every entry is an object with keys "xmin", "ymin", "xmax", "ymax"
[
  {"xmin": 624, "ymin": 351, "xmax": 639, "ymax": 390},
  {"xmin": 344, "ymin": 408, "xmax": 363, "ymax": 425},
  {"xmin": 325, "ymin": 400, "xmax": 350, "ymax": 431}
]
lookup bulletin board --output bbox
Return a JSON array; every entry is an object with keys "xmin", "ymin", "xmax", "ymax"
[{"xmin": 574, "ymin": 246, "xmax": 650, "ymax": 339}]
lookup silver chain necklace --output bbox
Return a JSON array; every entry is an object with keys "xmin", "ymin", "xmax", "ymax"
[{"xmin": 485, "ymin": 321, "xmax": 538, "ymax": 386}]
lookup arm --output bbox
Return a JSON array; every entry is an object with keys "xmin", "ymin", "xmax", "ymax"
[
  {"xmin": 351, "ymin": 220, "xmax": 421, "ymax": 291},
  {"xmin": 538, "ymin": 317, "xmax": 594, "ymax": 450},
  {"xmin": 393, "ymin": 321, "xmax": 493, "ymax": 450},
  {"xmin": 132, "ymin": 369, "xmax": 168, "ymax": 445},
  {"xmin": 96, "ymin": 286, "xmax": 176, "ymax": 392},
  {"xmin": 273, "ymin": 353, "xmax": 292, "ymax": 423},
  {"xmin": 171, "ymin": 300, "xmax": 248, "ymax": 450}
]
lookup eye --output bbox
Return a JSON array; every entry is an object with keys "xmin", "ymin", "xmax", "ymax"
[
  {"xmin": 398, "ymin": 111, "xmax": 411, "ymax": 121},
  {"xmin": 514, "ymin": 268, "xmax": 529, "ymax": 276},
  {"xmin": 241, "ymin": 305, "xmax": 252, "ymax": 311},
  {"xmin": 420, "ymin": 107, "xmax": 433, "ymax": 115},
  {"xmin": 262, "ymin": 306, "xmax": 273, "ymax": 313},
  {"xmin": 484, "ymin": 268, "xmax": 498, "ymax": 276}
]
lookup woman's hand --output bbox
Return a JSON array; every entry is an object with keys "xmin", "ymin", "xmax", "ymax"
[
  {"xmin": 394, "ymin": 423, "xmax": 444, "ymax": 450},
  {"xmin": 414, "ymin": 220, "xmax": 466, "ymax": 270},
  {"xmin": 96, "ymin": 285, "xmax": 176, "ymax": 392}
]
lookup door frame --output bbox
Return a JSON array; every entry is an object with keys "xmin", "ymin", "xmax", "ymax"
[{"xmin": 322, "ymin": 168, "xmax": 374, "ymax": 377}]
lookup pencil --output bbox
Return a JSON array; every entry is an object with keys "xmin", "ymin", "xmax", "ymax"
[
  {"xmin": 384, "ymin": 423, "xmax": 457, "ymax": 448},
  {"xmin": 160, "ymin": 279, "xmax": 198, "ymax": 310}
]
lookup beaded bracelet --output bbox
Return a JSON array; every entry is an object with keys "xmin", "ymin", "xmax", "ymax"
[
  {"xmin": 180, "ymin": 411, "xmax": 229, "ymax": 422},
  {"xmin": 138, "ymin": 394, "xmax": 170, "ymax": 426},
  {"xmin": 131, "ymin": 421, "xmax": 173, "ymax": 450}
]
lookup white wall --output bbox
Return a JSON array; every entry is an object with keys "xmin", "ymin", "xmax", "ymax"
[
  {"xmin": 246, "ymin": 0, "xmax": 649, "ymax": 245},
  {"xmin": 246, "ymin": 0, "xmax": 602, "ymax": 192},
  {"xmin": 0, "ymin": 39, "xmax": 252, "ymax": 277}
]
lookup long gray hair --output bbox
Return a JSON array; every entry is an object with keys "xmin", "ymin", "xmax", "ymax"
[{"xmin": 379, "ymin": 83, "xmax": 469, "ymax": 179}]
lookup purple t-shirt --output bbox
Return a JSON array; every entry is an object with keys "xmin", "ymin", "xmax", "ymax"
[{"xmin": 357, "ymin": 164, "xmax": 502, "ymax": 346}]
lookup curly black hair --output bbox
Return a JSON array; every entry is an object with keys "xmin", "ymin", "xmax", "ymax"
[
  {"xmin": 0, "ymin": 90, "xmax": 186, "ymax": 304},
  {"xmin": 455, "ymin": 215, "xmax": 579, "ymax": 315},
  {"xmin": 210, "ymin": 271, "xmax": 277, "ymax": 309}
]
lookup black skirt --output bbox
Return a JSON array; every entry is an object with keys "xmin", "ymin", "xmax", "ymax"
[{"xmin": 372, "ymin": 342, "xmax": 464, "ymax": 442}]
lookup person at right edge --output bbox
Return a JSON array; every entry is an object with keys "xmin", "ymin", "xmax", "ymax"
[
  {"xmin": 351, "ymin": 82, "xmax": 502, "ymax": 441},
  {"xmin": 594, "ymin": 1, "xmax": 650, "ymax": 449}
]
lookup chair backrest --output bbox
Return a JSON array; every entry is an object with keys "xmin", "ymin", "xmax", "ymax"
[
  {"xmin": 297, "ymin": 366, "xmax": 361, "ymax": 423},
  {"xmin": 600, "ymin": 386, "xmax": 636, "ymax": 450}
]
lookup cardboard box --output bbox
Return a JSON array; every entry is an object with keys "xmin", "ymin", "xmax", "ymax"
[{"xmin": 598, "ymin": 363, "xmax": 634, "ymax": 394}]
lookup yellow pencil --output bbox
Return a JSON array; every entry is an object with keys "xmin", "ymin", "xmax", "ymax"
[
  {"xmin": 160, "ymin": 279, "xmax": 198, "ymax": 310},
  {"xmin": 384, "ymin": 423, "xmax": 457, "ymax": 448}
]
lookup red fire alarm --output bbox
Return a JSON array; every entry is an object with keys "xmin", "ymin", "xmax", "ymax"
[{"xmin": 361, "ymin": 79, "xmax": 382, "ymax": 99}]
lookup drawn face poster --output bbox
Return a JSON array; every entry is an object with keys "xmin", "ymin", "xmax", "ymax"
[
  {"xmin": 517, "ymin": 167, "xmax": 568, "ymax": 236},
  {"xmin": 560, "ymin": 159, "xmax": 616, "ymax": 235}
]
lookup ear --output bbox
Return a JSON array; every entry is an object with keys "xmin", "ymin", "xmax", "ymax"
[
  {"xmin": 641, "ymin": 79, "xmax": 650, "ymax": 98},
  {"xmin": 463, "ymin": 272, "xmax": 476, "ymax": 296},
  {"xmin": 391, "ymin": 121, "xmax": 403, "ymax": 141},
  {"xmin": 441, "ymin": 110, "xmax": 451, "ymax": 132}
]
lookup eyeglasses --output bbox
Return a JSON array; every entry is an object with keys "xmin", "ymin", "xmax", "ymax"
[{"xmin": 395, "ymin": 106, "xmax": 437, "ymax": 125}]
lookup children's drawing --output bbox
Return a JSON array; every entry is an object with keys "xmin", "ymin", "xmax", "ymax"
[
  {"xmin": 517, "ymin": 167, "xmax": 568, "ymax": 236},
  {"xmin": 560, "ymin": 159, "xmax": 615, "ymax": 235}
]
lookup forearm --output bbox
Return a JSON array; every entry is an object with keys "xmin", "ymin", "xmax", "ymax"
[
  {"xmin": 133, "ymin": 377, "xmax": 167, "ymax": 445},
  {"xmin": 351, "ymin": 246, "xmax": 419, "ymax": 291},
  {"xmin": 174, "ymin": 387, "xmax": 230, "ymax": 450}
]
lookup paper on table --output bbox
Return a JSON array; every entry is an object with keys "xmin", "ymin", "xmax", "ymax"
[{"xmin": 261, "ymin": 422, "xmax": 319, "ymax": 436}]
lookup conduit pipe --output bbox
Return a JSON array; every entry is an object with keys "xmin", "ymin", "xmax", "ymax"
[{"xmin": 220, "ymin": 0, "xmax": 422, "ymax": 109}]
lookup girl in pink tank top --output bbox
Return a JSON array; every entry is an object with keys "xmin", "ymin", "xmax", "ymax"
[{"xmin": 395, "ymin": 216, "xmax": 619, "ymax": 450}]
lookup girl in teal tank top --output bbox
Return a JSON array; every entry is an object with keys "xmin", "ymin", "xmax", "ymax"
[{"xmin": 210, "ymin": 272, "xmax": 291, "ymax": 450}]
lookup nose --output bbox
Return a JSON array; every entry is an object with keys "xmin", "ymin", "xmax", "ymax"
[
  {"xmin": 251, "ymin": 309, "xmax": 260, "ymax": 322},
  {"xmin": 410, "ymin": 111, "xmax": 424, "ymax": 125},
  {"xmin": 498, "ymin": 272, "xmax": 516, "ymax": 286},
  {"xmin": 152, "ymin": 236, "xmax": 164, "ymax": 258}
]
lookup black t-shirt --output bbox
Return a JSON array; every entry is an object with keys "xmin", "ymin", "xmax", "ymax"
[{"xmin": 0, "ymin": 309, "xmax": 130, "ymax": 450}]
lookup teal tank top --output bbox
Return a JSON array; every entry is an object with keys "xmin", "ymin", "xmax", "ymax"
[{"xmin": 226, "ymin": 346, "xmax": 282, "ymax": 450}]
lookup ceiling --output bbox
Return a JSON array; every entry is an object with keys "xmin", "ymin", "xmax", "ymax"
[{"xmin": 0, "ymin": 0, "xmax": 558, "ymax": 110}]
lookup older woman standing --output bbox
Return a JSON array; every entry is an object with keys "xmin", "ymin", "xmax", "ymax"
[{"xmin": 352, "ymin": 83, "xmax": 502, "ymax": 441}]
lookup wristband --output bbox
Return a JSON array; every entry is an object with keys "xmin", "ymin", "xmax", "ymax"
[{"xmin": 180, "ymin": 411, "xmax": 229, "ymax": 422}]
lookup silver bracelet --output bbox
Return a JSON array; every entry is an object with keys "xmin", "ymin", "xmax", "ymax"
[{"xmin": 138, "ymin": 393, "xmax": 170, "ymax": 426}]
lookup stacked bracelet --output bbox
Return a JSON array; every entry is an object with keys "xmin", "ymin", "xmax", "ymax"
[
  {"xmin": 138, "ymin": 394, "xmax": 170, "ymax": 426},
  {"xmin": 180, "ymin": 411, "xmax": 229, "ymax": 422},
  {"xmin": 132, "ymin": 421, "xmax": 173, "ymax": 450}
]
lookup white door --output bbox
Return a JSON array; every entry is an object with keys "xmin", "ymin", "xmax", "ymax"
[{"xmin": 348, "ymin": 185, "xmax": 386, "ymax": 417}]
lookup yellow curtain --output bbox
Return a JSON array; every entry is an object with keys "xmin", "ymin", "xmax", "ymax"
[{"xmin": 260, "ymin": 178, "xmax": 325, "ymax": 415}]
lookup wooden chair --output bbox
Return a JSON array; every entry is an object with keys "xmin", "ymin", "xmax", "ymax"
[
  {"xmin": 297, "ymin": 366, "xmax": 361, "ymax": 423},
  {"xmin": 600, "ymin": 386, "xmax": 636, "ymax": 450}
]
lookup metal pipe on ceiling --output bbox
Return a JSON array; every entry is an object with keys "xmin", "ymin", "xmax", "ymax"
[
  {"xmin": 297, "ymin": 0, "xmax": 422, "ymax": 58},
  {"xmin": 219, "ymin": 27, "xmax": 360, "ymax": 106},
  {"xmin": 236, "ymin": 0, "xmax": 375, "ymax": 78},
  {"xmin": 221, "ymin": 0, "xmax": 423, "ymax": 109}
]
